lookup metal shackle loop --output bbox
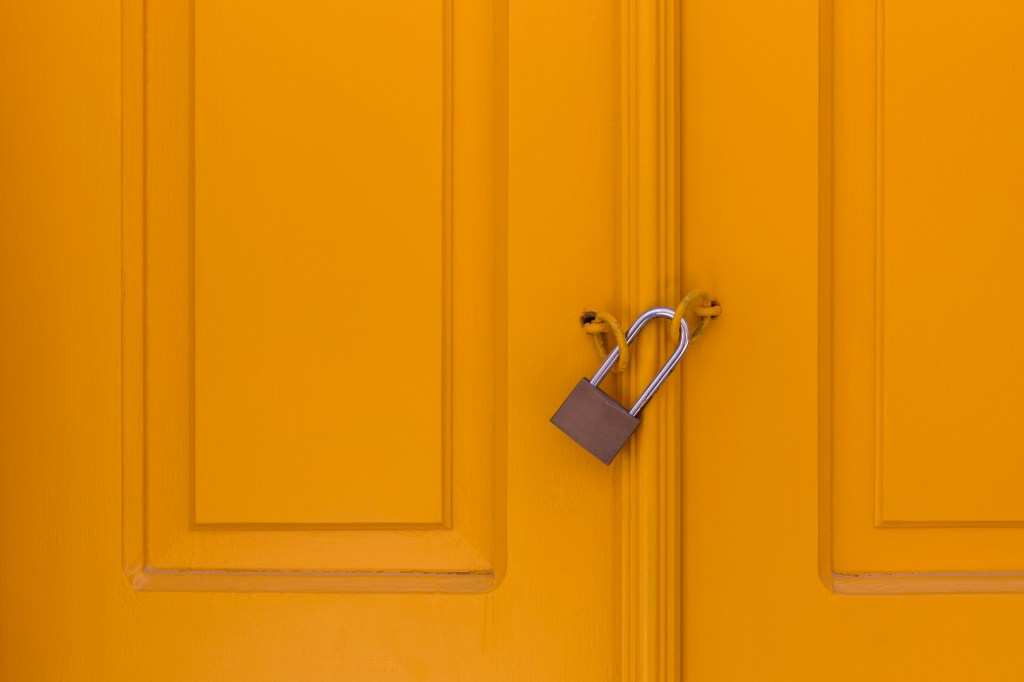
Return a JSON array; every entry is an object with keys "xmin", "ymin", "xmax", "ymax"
[{"xmin": 589, "ymin": 307, "xmax": 690, "ymax": 416}]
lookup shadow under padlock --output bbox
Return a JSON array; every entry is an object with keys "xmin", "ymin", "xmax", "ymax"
[{"xmin": 550, "ymin": 307, "xmax": 689, "ymax": 464}]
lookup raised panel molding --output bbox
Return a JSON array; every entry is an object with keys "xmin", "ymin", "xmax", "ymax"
[
  {"xmin": 122, "ymin": 0, "xmax": 506, "ymax": 592},
  {"xmin": 822, "ymin": 0, "xmax": 1024, "ymax": 594}
]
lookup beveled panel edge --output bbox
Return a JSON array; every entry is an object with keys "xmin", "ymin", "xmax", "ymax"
[
  {"xmin": 877, "ymin": 519, "xmax": 1024, "ymax": 528},
  {"xmin": 126, "ymin": 564, "xmax": 496, "ymax": 594},
  {"xmin": 832, "ymin": 571, "xmax": 1024, "ymax": 596},
  {"xmin": 146, "ymin": 514, "xmax": 494, "ymax": 575}
]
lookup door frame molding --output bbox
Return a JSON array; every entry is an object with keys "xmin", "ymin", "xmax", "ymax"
[{"xmin": 619, "ymin": 0, "xmax": 682, "ymax": 678}]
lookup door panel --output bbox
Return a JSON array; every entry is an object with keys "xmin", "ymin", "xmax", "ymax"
[
  {"xmin": 123, "ymin": 0, "xmax": 501, "ymax": 589},
  {"xmin": 1, "ymin": 0, "xmax": 663, "ymax": 677},
  {"xmin": 681, "ymin": 0, "xmax": 1024, "ymax": 678},
  {"xmin": 828, "ymin": 0, "xmax": 1024, "ymax": 586},
  {"xmin": 192, "ymin": 0, "xmax": 447, "ymax": 526},
  {"xmin": 872, "ymin": 0, "xmax": 1024, "ymax": 526}
]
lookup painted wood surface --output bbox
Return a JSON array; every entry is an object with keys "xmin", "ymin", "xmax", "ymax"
[
  {"xmin": 1, "ymin": 0, "xmax": 681, "ymax": 678},
  {"xmin": 679, "ymin": 0, "xmax": 1024, "ymax": 678},
  {"xmin": 8, "ymin": 0, "xmax": 1024, "ymax": 679},
  {"xmin": 122, "ymin": 0, "xmax": 503, "ymax": 591}
]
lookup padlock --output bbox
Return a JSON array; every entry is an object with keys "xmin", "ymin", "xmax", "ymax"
[{"xmin": 550, "ymin": 306, "xmax": 690, "ymax": 464}]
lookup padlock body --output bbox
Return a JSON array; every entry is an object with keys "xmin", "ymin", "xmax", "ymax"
[{"xmin": 550, "ymin": 378, "xmax": 641, "ymax": 464}]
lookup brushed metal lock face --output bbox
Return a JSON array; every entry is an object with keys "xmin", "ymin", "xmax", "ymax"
[
  {"xmin": 550, "ymin": 307, "xmax": 690, "ymax": 464},
  {"xmin": 551, "ymin": 379, "xmax": 640, "ymax": 464}
]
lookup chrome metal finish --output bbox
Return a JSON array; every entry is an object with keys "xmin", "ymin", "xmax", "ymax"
[{"xmin": 588, "ymin": 306, "xmax": 690, "ymax": 415}]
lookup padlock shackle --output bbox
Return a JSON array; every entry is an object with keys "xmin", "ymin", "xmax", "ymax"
[{"xmin": 589, "ymin": 307, "xmax": 690, "ymax": 416}]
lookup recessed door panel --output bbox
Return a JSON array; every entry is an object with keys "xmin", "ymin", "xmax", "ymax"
[
  {"xmin": 124, "ymin": 0, "xmax": 502, "ymax": 588},
  {"xmin": 828, "ymin": 0, "xmax": 1024, "ymax": 585}
]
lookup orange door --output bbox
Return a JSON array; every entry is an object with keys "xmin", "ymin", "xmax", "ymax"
[
  {"xmin": 2, "ymin": 0, "xmax": 683, "ymax": 678},
  {"xmin": 6, "ymin": 0, "xmax": 1024, "ymax": 680},
  {"xmin": 680, "ymin": 0, "xmax": 1024, "ymax": 678}
]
